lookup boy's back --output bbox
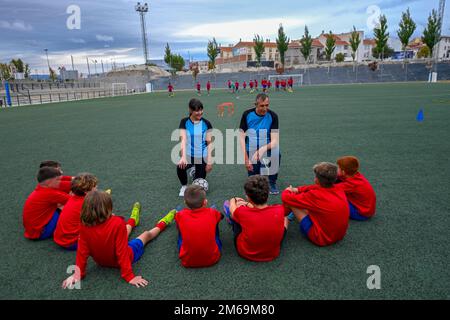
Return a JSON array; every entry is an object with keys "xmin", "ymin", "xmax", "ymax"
[
  {"xmin": 54, "ymin": 194, "xmax": 84, "ymax": 247},
  {"xmin": 233, "ymin": 204, "xmax": 286, "ymax": 262},
  {"xmin": 23, "ymin": 185, "xmax": 70, "ymax": 239},
  {"xmin": 336, "ymin": 172, "xmax": 376, "ymax": 217},
  {"xmin": 176, "ymin": 207, "xmax": 222, "ymax": 268}
]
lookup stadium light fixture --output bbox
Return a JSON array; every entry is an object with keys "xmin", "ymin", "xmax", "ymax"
[{"xmin": 135, "ymin": 2, "xmax": 150, "ymax": 65}]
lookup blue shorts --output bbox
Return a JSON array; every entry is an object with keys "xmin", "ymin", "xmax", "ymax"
[
  {"xmin": 61, "ymin": 242, "xmax": 78, "ymax": 251},
  {"xmin": 349, "ymin": 202, "xmax": 369, "ymax": 221},
  {"xmin": 39, "ymin": 209, "xmax": 60, "ymax": 240},
  {"xmin": 299, "ymin": 215, "xmax": 313, "ymax": 237},
  {"xmin": 129, "ymin": 239, "xmax": 145, "ymax": 264}
]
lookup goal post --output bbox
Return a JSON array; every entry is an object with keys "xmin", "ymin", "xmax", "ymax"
[
  {"xmin": 268, "ymin": 74, "xmax": 303, "ymax": 87},
  {"xmin": 112, "ymin": 83, "xmax": 128, "ymax": 96}
]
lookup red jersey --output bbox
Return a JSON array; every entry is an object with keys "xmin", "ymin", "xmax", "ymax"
[
  {"xmin": 54, "ymin": 194, "xmax": 85, "ymax": 247},
  {"xmin": 243, "ymin": 81, "xmax": 247, "ymax": 88},
  {"xmin": 228, "ymin": 80, "xmax": 231, "ymax": 88},
  {"xmin": 281, "ymin": 80, "xmax": 286, "ymax": 87},
  {"xmin": 336, "ymin": 172, "xmax": 376, "ymax": 217},
  {"xmin": 58, "ymin": 176, "xmax": 73, "ymax": 193},
  {"xmin": 233, "ymin": 205, "xmax": 286, "ymax": 262},
  {"xmin": 23, "ymin": 185, "xmax": 70, "ymax": 239},
  {"xmin": 168, "ymin": 84, "xmax": 173, "ymax": 92},
  {"xmin": 249, "ymin": 81, "xmax": 254, "ymax": 88},
  {"xmin": 206, "ymin": 82, "xmax": 211, "ymax": 90},
  {"xmin": 275, "ymin": 80, "xmax": 280, "ymax": 87},
  {"xmin": 235, "ymin": 82, "xmax": 239, "ymax": 89},
  {"xmin": 288, "ymin": 78, "xmax": 293, "ymax": 86},
  {"xmin": 76, "ymin": 216, "xmax": 135, "ymax": 282},
  {"xmin": 254, "ymin": 80, "xmax": 258, "ymax": 88},
  {"xmin": 282, "ymin": 185, "xmax": 349, "ymax": 246},
  {"xmin": 175, "ymin": 207, "xmax": 222, "ymax": 268},
  {"xmin": 262, "ymin": 79, "xmax": 267, "ymax": 87},
  {"xmin": 268, "ymin": 81, "xmax": 272, "ymax": 88},
  {"xmin": 196, "ymin": 83, "xmax": 201, "ymax": 90}
]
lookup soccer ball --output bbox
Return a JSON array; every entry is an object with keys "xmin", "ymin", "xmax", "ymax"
[{"xmin": 192, "ymin": 178, "xmax": 209, "ymax": 192}]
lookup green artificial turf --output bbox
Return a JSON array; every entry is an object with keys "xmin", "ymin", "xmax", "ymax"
[{"xmin": 1, "ymin": 83, "xmax": 449, "ymax": 299}]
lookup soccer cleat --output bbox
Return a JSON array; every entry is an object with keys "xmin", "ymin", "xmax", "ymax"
[
  {"xmin": 159, "ymin": 209, "xmax": 177, "ymax": 226},
  {"xmin": 105, "ymin": 189, "xmax": 112, "ymax": 195},
  {"xmin": 179, "ymin": 185, "xmax": 187, "ymax": 197},
  {"xmin": 130, "ymin": 202, "xmax": 141, "ymax": 227},
  {"xmin": 222, "ymin": 200, "xmax": 233, "ymax": 225},
  {"xmin": 269, "ymin": 183, "xmax": 280, "ymax": 195}
]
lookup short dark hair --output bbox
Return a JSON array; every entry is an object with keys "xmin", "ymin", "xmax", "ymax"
[
  {"xmin": 188, "ymin": 98, "xmax": 204, "ymax": 111},
  {"xmin": 313, "ymin": 162, "xmax": 338, "ymax": 188},
  {"xmin": 244, "ymin": 175, "xmax": 269, "ymax": 205},
  {"xmin": 39, "ymin": 160, "xmax": 61, "ymax": 169},
  {"xmin": 255, "ymin": 93, "xmax": 269, "ymax": 103},
  {"xmin": 184, "ymin": 185, "xmax": 206, "ymax": 209},
  {"xmin": 71, "ymin": 173, "xmax": 98, "ymax": 196},
  {"xmin": 81, "ymin": 190, "xmax": 113, "ymax": 227},
  {"xmin": 37, "ymin": 167, "xmax": 61, "ymax": 183}
]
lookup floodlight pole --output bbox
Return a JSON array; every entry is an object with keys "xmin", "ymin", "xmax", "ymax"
[
  {"xmin": 44, "ymin": 49, "xmax": 51, "ymax": 72},
  {"xmin": 135, "ymin": 2, "xmax": 150, "ymax": 65}
]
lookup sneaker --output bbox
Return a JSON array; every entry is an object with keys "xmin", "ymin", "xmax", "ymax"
[
  {"xmin": 130, "ymin": 202, "xmax": 141, "ymax": 227},
  {"xmin": 269, "ymin": 183, "xmax": 280, "ymax": 195},
  {"xmin": 158, "ymin": 209, "xmax": 177, "ymax": 226},
  {"xmin": 287, "ymin": 212, "xmax": 295, "ymax": 221},
  {"xmin": 105, "ymin": 189, "xmax": 112, "ymax": 194},
  {"xmin": 179, "ymin": 185, "xmax": 187, "ymax": 197},
  {"xmin": 222, "ymin": 200, "xmax": 233, "ymax": 225}
]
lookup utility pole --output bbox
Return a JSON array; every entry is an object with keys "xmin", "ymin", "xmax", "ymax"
[
  {"xmin": 86, "ymin": 57, "xmax": 91, "ymax": 77},
  {"xmin": 44, "ymin": 49, "xmax": 51, "ymax": 72},
  {"xmin": 135, "ymin": 2, "xmax": 150, "ymax": 65}
]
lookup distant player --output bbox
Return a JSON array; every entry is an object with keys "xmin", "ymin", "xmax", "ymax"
[
  {"xmin": 275, "ymin": 79, "xmax": 280, "ymax": 91},
  {"xmin": 196, "ymin": 81, "xmax": 201, "ymax": 96},
  {"xmin": 235, "ymin": 81, "xmax": 239, "ymax": 93},
  {"xmin": 206, "ymin": 81, "xmax": 211, "ymax": 95},
  {"xmin": 249, "ymin": 80, "xmax": 254, "ymax": 93},
  {"xmin": 254, "ymin": 79, "xmax": 259, "ymax": 91},
  {"xmin": 243, "ymin": 81, "xmax": 247, "ymax": 91},
  {"xmin": 227, "ymin": 79, "xmax": 232, "ymax": 92},
  {"xmin": 287, "ymin": 76, "xmax": 293, "ymax": 92},
  {"xmin": 281, "ymin": 79, "xmax": 287, "ymax": 91},
  {"xmin": 168, "ymin": 82, "xmax": 174, "ymax": 97},
  {"xmin": 262, "ymin": 78, "xmax": 267, "ymax": 93}
]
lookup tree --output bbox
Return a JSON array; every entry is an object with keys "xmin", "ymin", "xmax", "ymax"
[
  {"xmin": 164, "ymin": 43, "xmax": 172, "ymax": 65},
  {"xmin": 335, "ymin": 53, "xmax": 345, "ymax": 63},
  {"xmin": 422, "ymin": 9, "xmax": 441, "ymax": 58},
  {"xmin": 397, "ymin": 8, "xmax": 416, "ymax": 66},
  {"xmin": 11, "ymin": 59, "xmax": 25, "ymax": 73},
  {"xmin": 207, "ymin": 37, "xmax": 219, "ymax": 70},
  {"xmin": 49, "ymin": 67, "xmax": 57, "ymax": 81},
  {"xmin": 253, "ymin": 34, "xmax": 265, "ymax": 67},
  {"xmin": 300, "ymin": 25, "xmax": 313, "ymax": 64},
  {"xmin": 324, "ymin": 31, "xmax": 336, "ymax": 61},
  {"xmin": 374, "ymin": 15, "xmax": 389, "ymax": 60},
  {"xmin": 0, "ymin": 63, "xmax": 12, "ymax": 80},
  {"xmin": 276, "ymin": 24, "xmax": 289, "ymax": 66},
  {"xmin": 170, "ymin": 54, "xmax": 185, "ymax": 72},
  {"xmin": 349, "ymin": 26, "xmax": 361, "ymax": 62},
  {"xmin": 417, "ymin": 46, "xmax": 431, "ymax": 58},
  {"xmin": 372, "ymin": 46, "xmax": 394, "ymax": 59}
]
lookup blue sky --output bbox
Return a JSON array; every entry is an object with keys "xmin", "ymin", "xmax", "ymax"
[{"xmin": 0, "ymin": 0, "xmax": 445, "ymax": 74}]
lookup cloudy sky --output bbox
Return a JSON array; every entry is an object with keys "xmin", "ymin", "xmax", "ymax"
[{"xmin": 0, "ymin": 0, "xmax": 446, "ymax": 74}]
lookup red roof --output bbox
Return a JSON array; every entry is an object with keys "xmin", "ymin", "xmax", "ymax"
[
  {"xmin": 288, "ymin": 39, "xmax": 324, "ymax": 48},
  {"xmin": 219, "ymin": 47, "xmax": 232, "ymax": 52},
  {"xmin": 234, "ymin": 41, "xmax": 278, "ymax": 48},
  {"xmin": 363, "ymin": 39, "xmax": 376, "ymax": 46}
]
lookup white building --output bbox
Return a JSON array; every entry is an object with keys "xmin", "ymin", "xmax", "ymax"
[{"xmin": 317, "ymin": 31, "xmax": 365, "ymax": 62}]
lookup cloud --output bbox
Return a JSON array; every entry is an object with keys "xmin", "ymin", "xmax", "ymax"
[
  {"xmin": 0, "ymin": 20, "xmax": 33, "ymax": 31},
  {"xmin": 174, "ymin": 17, "xmax": 312, "ymax": 42},
  {"xmin": 96, "ymin": 34, "xmax": 114, "ymax": 42},
  {"xmin": 69, "ymin": 38, "xmax": 86, "ymax": 44}
]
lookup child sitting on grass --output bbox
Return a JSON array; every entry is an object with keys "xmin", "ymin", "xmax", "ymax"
[
  {"xmin": 335, "ymin": 156, "xmax": 376, "ymax": 221},
  {"xmin": 39, "ymin": 160, "xmax": 74, "ymax": 193},
  {"xmin": 54, "ymin": 173, "xmax": 98, "ymax": 250},
  {"xmin": 223, "ymin": 175, "xmax": 288, "ymax": 262},
  {"xmin": 23, "ymin": 167, "xmax": 70, "ymax": 240},
  {"xmin": 175, "ymin": 185, "xmax": 223, "ymax": 268},
  {"xmin": 62, "ymin": 190, "xmax": 176, "ymax": 288},
  {"xmin": 282, "ymin": 162, "xmax": 349, "ymax": 247}
]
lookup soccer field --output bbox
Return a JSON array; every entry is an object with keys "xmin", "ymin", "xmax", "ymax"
[{"xmin": 1, "ymin": 82, "xmax": 449, "ymax": 299}]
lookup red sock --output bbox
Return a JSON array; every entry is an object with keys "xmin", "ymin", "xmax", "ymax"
[
  {"xmin": 156, "ymin": 221, "xmax": 167, "ymax": 232},
  {"xmin": 127, "ymin": 218, "xmax": 136, "ymax": 228}
]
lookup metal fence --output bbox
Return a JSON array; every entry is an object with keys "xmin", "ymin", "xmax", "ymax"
[
  {"xmin": 7, "ymin": 81, "xmax": 102, "ymax": 93},
  {"xmin": 1, "ymin": 88, "xmax": 146, "ymax": 108}
]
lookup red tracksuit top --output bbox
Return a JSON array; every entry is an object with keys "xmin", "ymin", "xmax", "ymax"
[
  {"xmin": 282, "ymin": 184, "xmax": 349, "ymax": 246},
  {"xmin": 175, "ymin": 207, "xmax": 222, "ymax": 268},
  {"xmin": 22, "ymin": 185, "xmax": 70, "ymax": 239},
  {"xmin": 76, "ymin": 216, "xmax": 135, "ymax": 282},
  {"xmin": 54, "ymin": 194, "xmax": 85, "ymax": 247},
  {"xmin": 336, "ymin": 172, "xmax": 376, "ymax": 218}
]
